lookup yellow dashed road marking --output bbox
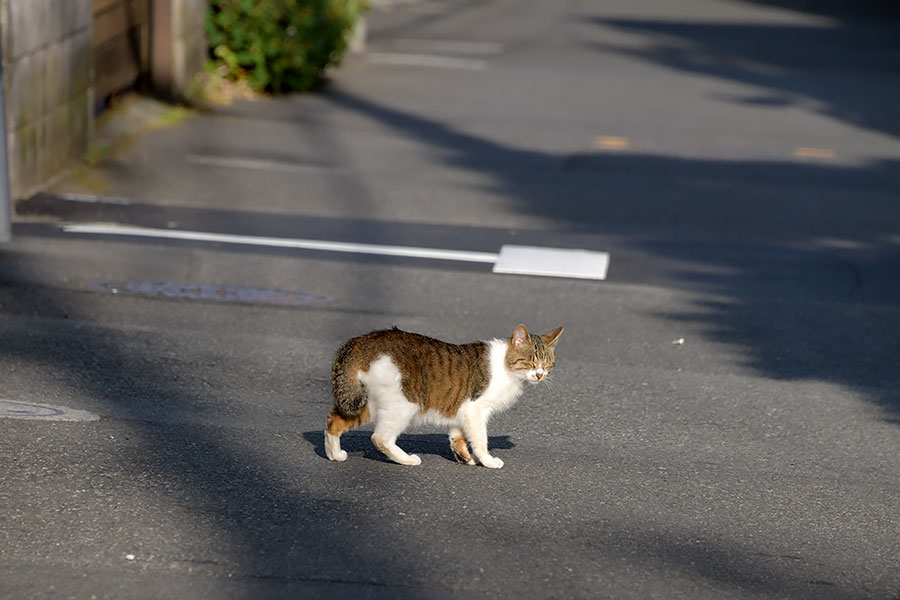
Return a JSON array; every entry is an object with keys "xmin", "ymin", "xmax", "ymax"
[
  {"xmin": 594, "ymin": 136, "xmax": 629, "ymax": 150},
  {"xmin": 794, "ymin": 147, "xmax": 835, "ymax": 159},
  {"xmin": 591, "ymin": 136, "xmax": 839, "ymax": 160}
]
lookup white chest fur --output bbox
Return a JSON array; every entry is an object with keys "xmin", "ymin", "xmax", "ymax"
[{"xmin": 472, "ymin": 338, "xmax": 526, "ymax": 416}]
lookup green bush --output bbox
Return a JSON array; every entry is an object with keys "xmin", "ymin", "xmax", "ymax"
[{"xmin": 206, "ymin": 0, "xmax": 364, "ymax": 93}]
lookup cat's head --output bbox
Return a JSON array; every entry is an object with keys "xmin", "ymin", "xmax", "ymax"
[{"xmin": 505, "ymin": 324, "xmax": 564, "ymax": 384}]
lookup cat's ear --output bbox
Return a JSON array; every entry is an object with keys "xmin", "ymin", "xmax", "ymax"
[
  {"xmin": 512, "ymin": 324, "xmax": 531, "ymax": 348},
  {"xmin": 542, "ymin": 326, "xmax": 564, "ymax": 347}
]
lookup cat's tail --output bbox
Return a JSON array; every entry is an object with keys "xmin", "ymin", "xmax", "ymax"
[
  {"xmin": 330, "ymin": 339, "xmax": 369, "ymax": 417},
  {"xmin": 325, "ymin": 340, "xmax": 370, "ymax": 461}
]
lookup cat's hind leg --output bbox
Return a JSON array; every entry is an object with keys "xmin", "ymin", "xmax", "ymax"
[
  {"xmin": 449, "ymin": 426, "xmax": 475, "ymax": 465},
  {"xmin": 360, "ymin": 355, "xmax": 422, "ymax": 466},
  {"xmin": 370, "ymin": 402, "xmax": 421, "ymax": 466},
  {"xmin": 325, "ymin": 405, "xmax": 371, "ymax": 461}
]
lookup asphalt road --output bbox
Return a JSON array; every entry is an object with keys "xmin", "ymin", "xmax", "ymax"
[{"xmin": 2, "ymin": 0, "xmax": 900, "ymax": 598}]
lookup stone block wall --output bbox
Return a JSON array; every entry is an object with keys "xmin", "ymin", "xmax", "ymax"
[{"xmin": 1, "ymin": 0, "xmax": 93, "ymax": 199}]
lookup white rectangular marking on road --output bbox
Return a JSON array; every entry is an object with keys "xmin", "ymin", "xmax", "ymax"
[
  {"xmin": 366, "ymin": 52, "xmax": 487, "ymax": 71},
  {"xmin": 493, "ymin": 245, "xmax": 609, "ymax": 280},
  {"xmin": 62, "ymin": 226, "xmax": 610, "ymax": 280}
]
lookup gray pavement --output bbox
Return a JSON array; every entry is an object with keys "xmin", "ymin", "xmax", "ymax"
[{"xmin": 2, "ymin": 0, "xmax": 900, "ymax": 598}]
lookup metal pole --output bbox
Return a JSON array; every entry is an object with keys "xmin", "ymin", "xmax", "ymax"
[{"xmin": 0, "ymin": 26, "xmax": 11, "ymax": 243}]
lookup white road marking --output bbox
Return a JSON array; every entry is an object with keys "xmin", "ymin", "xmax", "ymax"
[
  {"xmin": 493, "ymin": 245, "xmax": 609, "ymax": 280},
  {"xmin": 0, "ymin": 399, "xmax": 99, "ymax": 421},
  {"xmin": 62, "ymin": 224, "xmax": 499, "ymax": 263},
  {"xmin": 188, "ymin": 155, "xmax": 347, "ymax": 175},
  {"xmin": 62, "ymin": 225, "xmax": 610, "ymax": 280},
  {"xmin": 60, "ymin": 193, "xmax": 131, "ymax": 205},
  {"xmin": 366, "ymin": 52, "xmax": 487, "ymax": 70},
  {"xmin": 393, "ymin": 39, "xmax": 504, "ymax": 55}
]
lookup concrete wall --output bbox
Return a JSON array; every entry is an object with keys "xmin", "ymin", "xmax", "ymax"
[
  {"xmin": 1, "ymin": 0, "xmax": 93, "ymax": 200},
  {"xmin": 172, "ymin": 0, "xmax": 207, "ymax": 94},
  {"xmin": 0, "ymin": 0, "xmax": 207, "ymax": 201},
  {"xmin": 153, "ymin": 0, "xmax": 207, "ymax": 100}
]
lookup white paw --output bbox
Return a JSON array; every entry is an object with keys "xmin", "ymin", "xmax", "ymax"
[
  {"xmin": 324, "ymin": 432, "xmax": 348, "ymax": 461},
  {"xmin": 401, "ymin": 454, "xmax": 422, "ymax": 466},
  {"xmin": 481, "ymin": 456, "xmax": 504, "ymax": 469},
  {"xmin": 392, "ymin": 453, "xmax": 421, "ymax": 466},
  {"xmin": 327, "ymin": 448, "xmax": 348, "ymax": 462}
]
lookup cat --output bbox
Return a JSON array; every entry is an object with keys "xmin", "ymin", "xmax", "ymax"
[{"xmin": 324, "ymin": 324, "xmax": 563, "ymax": 468}]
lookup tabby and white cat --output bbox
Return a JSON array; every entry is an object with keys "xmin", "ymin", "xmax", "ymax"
[{"xmin": 324, "ymin": 324, "xmax": 563, "ymax": 468}]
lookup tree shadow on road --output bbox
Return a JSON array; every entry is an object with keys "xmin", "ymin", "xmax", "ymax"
[
  {"xmin": 0, "ymin": 269, "xmax": 431, "ymax": 594},
  {"xmin": 581, "ymin": 6, "xmax": 900, "ymax": 139},
  {"xmin": 739, "ymin": 0, "xmax": 900, "ymax": 21}
]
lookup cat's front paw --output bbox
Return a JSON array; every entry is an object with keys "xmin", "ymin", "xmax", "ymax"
[
  {"xmin": 480, "ymin": 456, "xmax": 504, "ymax": 469},
  {"xmin": 397, "ymin": 453, "xmax": 422, "ymax": 466}
]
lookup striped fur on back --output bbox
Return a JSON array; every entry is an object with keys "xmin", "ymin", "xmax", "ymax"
[{"xmin": 331, "ymin": 327, "xmax": 490, "ymax": 418}]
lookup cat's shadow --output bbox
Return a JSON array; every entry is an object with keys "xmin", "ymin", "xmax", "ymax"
[{"xmin": 302, "ymin": 430, "xmax": 515, "ymax": 464}]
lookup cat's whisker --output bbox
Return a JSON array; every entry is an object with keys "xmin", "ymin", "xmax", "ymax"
[{"xmin": 543, "ymin": 377, "xmax": 558, "ymax": 399}]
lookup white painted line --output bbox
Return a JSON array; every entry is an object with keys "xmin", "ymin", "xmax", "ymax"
[
  {"xmin": 62, "ymin": 224, "xmax": 500, "ymax": 264},
  {"xmin": 394, "ymin": 39, "xmax": 504, "ymax": 55},
  {"xmin": 61, "ymin": 193, "xmax": 131, "ymax": 205},
  {"xmin": 188, "ymin": 155, "xmax": 347, "ymax": 175},
  {"xmin": 62, "ymin": 226, "xmax": 611, "ymax": 280},
  {"xmin": 366, "ymin": 52, "xmax": 487, "ymax": 71},
  {"xmin": 493, "ymin": 245, "xmax": 609, "ymax": 280}
]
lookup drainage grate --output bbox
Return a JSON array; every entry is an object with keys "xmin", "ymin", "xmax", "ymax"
[{"xmin": 87, "ymin": 281, "xmax": 334, "ymax": 306}]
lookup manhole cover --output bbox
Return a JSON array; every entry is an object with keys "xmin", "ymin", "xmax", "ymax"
[
  {"xmin": 0, "ymin": 400, "xmax": 99, "ymax": 421},
  {"xmin": 87, "ymin": 281, "xmax": 333, "ymax": 306}
]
